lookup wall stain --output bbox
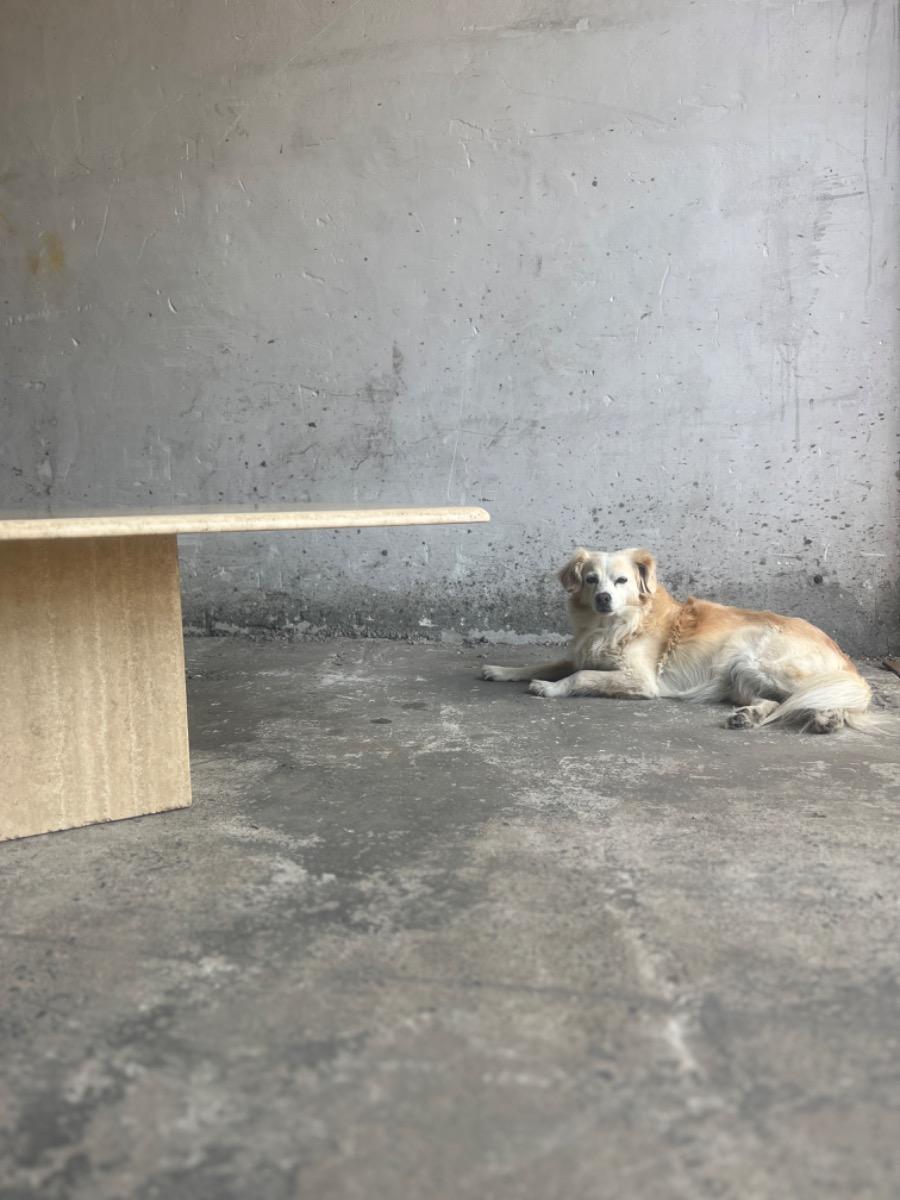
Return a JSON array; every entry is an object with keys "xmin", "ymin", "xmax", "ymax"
[{"xmin": 26, "ymin": 232, "xmax": 66, "ymax": 276}]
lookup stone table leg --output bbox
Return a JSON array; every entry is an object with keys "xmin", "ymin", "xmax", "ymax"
[{"xmin": 0, "ymin": 535, "xmax": 192, "ymax": 841}]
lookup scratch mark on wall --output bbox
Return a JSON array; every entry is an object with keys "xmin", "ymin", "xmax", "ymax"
[
  {"xmin": 95, "ymin": 202, "xmax": 110, "ymax": 255},
  {"xmin": 514, "ymin": 90, "xmax": 671, "ymax": 129},
  {"xmin": 451, "ymin": 117, "xmax": 489, "ymax": 137},
  {"xmin": 861, "ymin": 0, "xmax": 880, "ymax": 291},
  {"xmin": 462, "ymin": 17, "xmax": 591, "ymax": 36},
  {"xmin": 445, "ymin": 424, "xmax": 462, "ymax": 501},
  {"xmin": 72, "ymin": 93, "xmax": 83, "ymax": 158},
  {"xmin": 120, "ymin": 93, "xmax": 185, "ymax": 154},
  {"xmin": 215, "ymin": 0, "xmax": 370, "ymax": 147},
  {"xmin": 883, "ymin": 0, "xmax": 898, "ymax": 174},
  {"xmin": 525, "ymin": 128, "xmax": 589, "ymax": 139}
]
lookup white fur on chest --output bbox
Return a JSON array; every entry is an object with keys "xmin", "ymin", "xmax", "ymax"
[
  {"xmin": 572, "ymin": 630, "xmax": 621, "ymax": 670},
  {"xmin": 570, "ymin": 608, "xmax": 646, "ymax": 671}
]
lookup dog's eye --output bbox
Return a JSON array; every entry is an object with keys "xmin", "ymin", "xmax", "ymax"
[
  {"xmin": 614, "ymin": 577, "xmax": 627, "ymax": 585},
  {"xmin": 584, "ymin": 573, "xmax": 598, "ymax": 584}
]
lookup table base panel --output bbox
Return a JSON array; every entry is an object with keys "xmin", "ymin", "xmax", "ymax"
[{"xmin": 0, "ymin": 535, "xmax": 192, "ymax": 841}]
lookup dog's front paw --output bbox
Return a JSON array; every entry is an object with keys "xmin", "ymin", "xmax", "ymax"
[
  {"xmin": 480, "ymin": 664, "xmax": 509, "ymax": 681},
  {"xmin": 528, "ymin": 679, "xmax": 562, "ymax": 698}
]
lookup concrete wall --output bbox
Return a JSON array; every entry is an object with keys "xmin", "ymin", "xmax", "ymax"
[{"xmin": 2, "ymin": 0, "xmax": 898, "ymax": 652}]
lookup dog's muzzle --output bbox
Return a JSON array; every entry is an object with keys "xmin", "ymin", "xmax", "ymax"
[{"xmin": 594, "ymin": 592, "xmax": 612, "ymax": 613}]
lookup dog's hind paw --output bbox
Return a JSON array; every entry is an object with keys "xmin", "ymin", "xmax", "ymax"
[
  {"xmin": 726, "ymin": 707, "xmax": 754, "ymax": 729},
  {"xmin": 809, "ymin": 709, "xmax": 844, "ymax": 734}
]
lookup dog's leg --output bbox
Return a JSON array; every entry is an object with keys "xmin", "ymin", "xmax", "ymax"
[
  {"xmin": 729, "ymin": 659, "xmax": 786, "ymax": 706},
  {"xmin": 529, "ymin": 669, "xmax": 657, "ymax": 700},
  {"xmin": 726, "ymin": 699, "xmax": 780, "ymax": 729},
  {"xmin": 481, "ymin": 659, "xmax": 574, "ymax": 683}
]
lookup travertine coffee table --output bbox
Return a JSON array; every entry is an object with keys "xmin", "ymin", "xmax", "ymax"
[{"xmin": 0, "ymin": 505, "xmax": 489, "ymax": 841}]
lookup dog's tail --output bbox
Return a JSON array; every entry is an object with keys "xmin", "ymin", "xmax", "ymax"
[{"xmin": 758, "ymin": 670, "xmax": 873, "ymax": 732}]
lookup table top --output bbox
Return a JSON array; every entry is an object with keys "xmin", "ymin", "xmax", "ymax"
[{"xmin": 0, "ymin": 505, "xmax": 490, "ymax": 541}]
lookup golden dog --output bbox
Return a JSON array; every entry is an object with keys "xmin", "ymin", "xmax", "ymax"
[{"xmin": 481, "ymin": 547, "xmax": 871, "ymax": 732}]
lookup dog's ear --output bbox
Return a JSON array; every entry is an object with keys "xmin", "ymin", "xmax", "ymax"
[
  {"xmin": 559, "ymin": 548, "xmax": 590, "ymax": 594},
  {"xmin": 628, "ymin": 548, "xmax": 657, "ymax": 597}
]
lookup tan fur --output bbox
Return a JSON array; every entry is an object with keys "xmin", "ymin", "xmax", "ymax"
[{"xmin": 481, "ymin": 547, "xmax": 871, "ymax": 733}]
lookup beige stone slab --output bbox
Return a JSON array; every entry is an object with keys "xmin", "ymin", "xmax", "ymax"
[
  {"xmin": 0, "ymin": 505, "xmax": 490, "ymax": 541},
  {"xmin": 0, "ymin": 535, "xmax": 192, "ymax": 841}
]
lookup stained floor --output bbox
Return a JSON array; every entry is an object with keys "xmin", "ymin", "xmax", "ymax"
[{"xmin": 2, "ymin": 638, "xmax": 900, "ymax": 1200}]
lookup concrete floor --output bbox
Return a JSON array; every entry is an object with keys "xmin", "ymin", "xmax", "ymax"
[{"xmin": 2, "ymin": 639, "xmax": 900, "ymax": 1200}]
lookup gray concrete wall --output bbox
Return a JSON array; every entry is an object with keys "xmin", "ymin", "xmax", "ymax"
[{"xmin": 2, "ymin": 0, "xmax": 898, "ymax": 653}]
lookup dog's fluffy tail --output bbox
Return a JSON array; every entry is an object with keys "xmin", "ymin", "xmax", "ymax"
[{"xmin": 758, "ymin": 671, "xmax": 873, "ymax": 732}]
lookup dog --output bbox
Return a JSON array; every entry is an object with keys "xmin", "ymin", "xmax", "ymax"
[{"xmin": 481, "ymin": 547, "xmax": 871, "ymax": 732}]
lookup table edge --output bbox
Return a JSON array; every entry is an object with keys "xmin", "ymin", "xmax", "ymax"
[{"xmin": 0, "ymin": 506, "xmax": 491, "ymax": 541}]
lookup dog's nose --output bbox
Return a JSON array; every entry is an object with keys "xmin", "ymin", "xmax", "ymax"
[{"xmin": 596, "ymin": 592, "xmax": 612, "ymax": 609}]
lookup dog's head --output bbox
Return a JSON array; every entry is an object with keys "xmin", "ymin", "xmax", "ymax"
[{"xmin": 559, "ymin": 547, "xmax": 657, "ymax": 616}]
